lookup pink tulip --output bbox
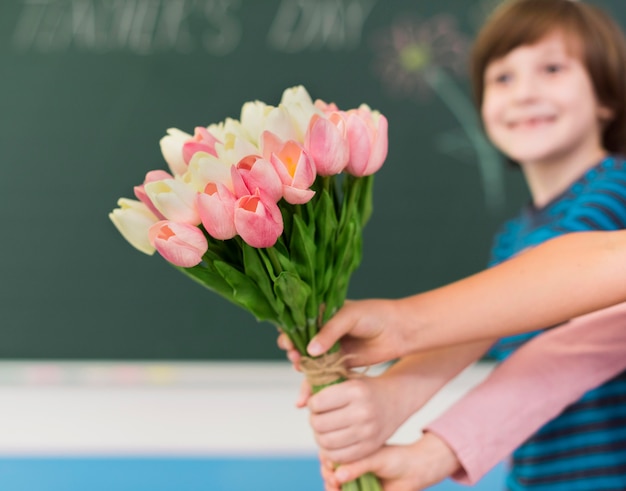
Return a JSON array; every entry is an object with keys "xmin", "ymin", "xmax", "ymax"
[
  {"xmin": 197, "ymin": 182, "xmax": 237, "ymax": 240},
  {"xmin": 148, "ymin": 220, "xmax": 208, "ymax": 268},
  {"xmin": 315, "ymin": 99, "xmax": 340, "ymax": 115},
  {"xmin": 304, "ymin": 113, "xmax": 349, "ymax": 176},
  {"xmin": 234, "ymin": 191, "xmax": 284, "ymax": 248},
  {"xmin": 345, "ymin": 106, "xmax": 389, "ymax": 176},
  {"xmin": 232, "ymin": 155, "xmax": 283, "ymax": 202},
  {"xmin": 182, "ymin": 127, "xmax": 220, "ymax": 164},
  {"xmin": 262, "ymin": 131, "xmax": 316, "ymax": 205},
  {"xmin": 133, "ymin": 170, "xmax": 173, "ymax": 220}
]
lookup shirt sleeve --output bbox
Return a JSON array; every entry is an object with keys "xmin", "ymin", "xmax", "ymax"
[{"xmin": 424, "ymin": 301, "xmax": 626, "ymax": 485}]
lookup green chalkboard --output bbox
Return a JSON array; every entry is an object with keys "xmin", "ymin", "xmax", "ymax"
[{"xmin": 1, "ymin": 0, "xmax": 621, "ymax": 360}]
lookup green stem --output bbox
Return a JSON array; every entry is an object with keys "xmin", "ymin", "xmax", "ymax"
[
  {"xmin": 289, "ymin": 330, "xmax": 308, "ymax": 356},
  {"xmin": 323, "ymin": 175, "xmax": 332, "ymax": 194},
  {"xmin": 340, "ymin": 175, "xmax": 361, "ymax": 230},
  {"xmin": 306, "ymin": 318, "xmax": 317, "ymax": 349},
  {"xmin": 305, "ymin": 199, "xmax": 315, "ymax": 227},
  {"xmin": 293, "ymin": 203, "xmax": 303, "ymax": 220},
  {"xmin": 266, "ymin": 247, "xmax": 283, "ymax": 276},
  {"xmin": 348, "ymin": 473, "xmax": 383, "ymax": 491}
]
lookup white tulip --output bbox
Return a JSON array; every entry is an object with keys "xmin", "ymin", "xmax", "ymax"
[
  {"xmin": 144, "ymin": 178, "xmax": 200, "ymax": 225},
  {"xmin": 280, "ymin": 85, "xmax": 321, "ymax": 140},
  {"xmin": 159, "ymin": 128, "xmax": 192, "ymax": 176},
  {"xmin": 109, "ymin": 198, "xmax": 158, "ymax": 255}
]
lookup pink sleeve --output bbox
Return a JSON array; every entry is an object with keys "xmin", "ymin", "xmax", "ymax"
[{"xmin": 424, "ymin": 301, "xmax": 626, "ymax": 485}]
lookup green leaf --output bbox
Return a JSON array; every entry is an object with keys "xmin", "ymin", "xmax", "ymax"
[
  {"xmin": 242, "ymin": 244, "xmax": 285, "ymax": 317},
  {"xmin": 290, "ymin": 214, "xmax": 316, "ymax": 284},
  {"xmin": 279, "ymin": 201, "xmax": 295, "ymax": 243},
  {"xmin": 274, "ymin": 245, "xmax": 298, "ymax": 274},
  {"xmin": 290, "ymin": 215, "xmax": 318, "ymax": 321},
  {"xmin": 214, "ymin": 261, "xmax": 277, "ymax": 322},
  {"xmin": 324, "ymin": 219, "xmax": 360, "ymax": 321},
  {"xmin": 335, "ymin": 219, "xmax": 358, "ymax": 267},
  {"xmin": 175, "ymin": 263, "xmax": 234, "ymax": 300},
  {"xmin": 207, "ymin": 236, "xmax": 244, "ymax": 269},
  {"xmin": 350, "ymin": 228, "xmax": 364, "ymax": 273},
  {"xmin": 314, "ymin": 190, "xmax": 339, "ymax": 296},
  {"xmin": 274, "ymin": 271, "xmax": 311, "ymax": 330},
  {"xmin": 357, "ymin": 175, "xmax": 375, "ymax": 227}
]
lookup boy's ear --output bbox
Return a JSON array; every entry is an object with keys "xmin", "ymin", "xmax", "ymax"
[{"xmin": 598, "ymin": 105, "xmax": 614, "ymax": 122}]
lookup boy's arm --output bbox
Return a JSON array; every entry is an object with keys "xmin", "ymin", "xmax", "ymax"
[
  {"xmin": 424, "ymin": 301, "xmax": 626, "ymax": 485},
  {"xmin": 308, "ymin": 230, "xmax": 626, "ymax": 363}
]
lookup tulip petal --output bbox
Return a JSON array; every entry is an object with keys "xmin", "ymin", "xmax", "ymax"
[
  {"xmin": 269, "ymin": 138, "xmax": 316, "ymax": 203},
  {"xmin": 264, "ymin": 106, "xmax": 298, "ymax": 143},
  {"xmin": 133, "ymin": 170, "xmax": 173, "ymax": 220},
  {"xmin": 283, "ymin": 186, "xmax": 315, "ymax": 205},
  {"xmin": 144, "ymin": 179, "xmax": 200, "ymax": 225},
  {"xmin": 261, "ymin": 131, "xmax": 284, "ymax": 162},
  {"xmin": 197, "ymin": 183, "xmax": 237, "ymax": 240},
  {"xmin": 109, "ymin": 198, "xmax": 159, "ymax": 255},
  {"xmin": 345, "ymin": 106, "xmax": 388, "ymax": 176},
  {"xmin": 236, "ymin": 155, "xmax": 283, "ymax": 202},
  {"xmin": 346, "ymin": 113, "xmax": 372, "ymax": 176},
  {"xmin": 290, "ymin": 148, "xmax": 316, "ymax": 189},
  {"xmin": 367, "ymin": 114, "xmax": 389, "ymax": 175},
  {"xmin": 182, "ymin": 126, "xmax": 221, "ymax": 163},
  {"xmin": 186, "ymin": 152, "xmax": 234, "ymax": 192},
  {"xmin": 160, "ymin": 128, "xmax": 192, "ymax": 176},
  {"xmin": 183, "ymin": 141, "xmax": 214, "ymax": 163},
  {"xmin": 234, "ymin": 194, "xmax": 283, "ymax": 248},
  {"xmin": 305, "ymin": 114, "xmax": 349, "ymax": 176},
  {"xmin": 280, "ymin": 85, "xmax": 320, "ymax": 140},
  {"xmin": 240, "ymin": 101, "xmax": 270, "ymax": 145},
  {"xmin": 149, "ymin": 220, "xmax": 208, "ymax": 268}
]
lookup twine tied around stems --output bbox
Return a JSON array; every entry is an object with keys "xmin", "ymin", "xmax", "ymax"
[{"xmin": 299, "ymin": 351, "xmax": 358, "ymax": 387}]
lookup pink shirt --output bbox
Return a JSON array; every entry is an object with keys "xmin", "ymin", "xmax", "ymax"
[{"xmin": 425, "ymin": 301, "xmax": 626, "ymax": 485}]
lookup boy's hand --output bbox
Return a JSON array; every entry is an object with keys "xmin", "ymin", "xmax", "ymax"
[
  {"xmin": 306, "ymin": 299, "xmax": 409, "ymax": 367},
  {"xmin": 320, "ymin": 432, "xmax": 462, "ymax": 491},
  {"xmin": 277, "ymin": 298, "xmax": 411, "ymax": 368}
]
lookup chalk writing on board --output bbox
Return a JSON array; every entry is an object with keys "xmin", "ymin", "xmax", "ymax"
[
  {"xmin": 11, "ymin": 0, "xmax": 242, "ymax": 54},
  {"xmin": 267, "ymin": 0, "xmax": 376, "ymax": 52},
  {"xmin": 11, "ymin": 0, "xmax": 377, "ymax": 54}
]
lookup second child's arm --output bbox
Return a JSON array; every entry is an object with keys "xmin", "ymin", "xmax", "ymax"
[
  {"xmin": 326, "ymin": 301, "xmax": 626, "ymax": 489},
  {"xmin": 426, "ymin": 300, "xmax": 626, "ymax": 484},
  {"xmin": 307, "ymin": 340, "xmax": 491, "ymax": 464}
]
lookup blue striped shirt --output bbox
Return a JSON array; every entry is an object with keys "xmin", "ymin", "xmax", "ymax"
[{"xmin": 488, "ymin": 156, "xmax": 626, "ymax": 490}]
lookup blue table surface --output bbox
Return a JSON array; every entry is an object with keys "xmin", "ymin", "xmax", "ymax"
[{"xmin": 0, "ymin": 457, "xmax": 506, "ymax": 491}]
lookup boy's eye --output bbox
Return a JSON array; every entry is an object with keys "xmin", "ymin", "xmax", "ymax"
[
  {"xmin": 485, "ymin": 69, "xmax": 511, "ymax": 85},
  {"xmin": 494, "ymin": 73, "xmax": 512, "ymax": 84},
  {"xmin": 545, "ymin": 63, "xmax": 563, "ymax": 74}
]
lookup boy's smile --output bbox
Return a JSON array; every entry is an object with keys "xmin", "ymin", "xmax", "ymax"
[
  {"xmin": 481, "ymin": 32, "xmax": 611, "ymax": 204},
  {"xmin": 505, "ymin": 111, "xmax": 556, "ymax": 130}
]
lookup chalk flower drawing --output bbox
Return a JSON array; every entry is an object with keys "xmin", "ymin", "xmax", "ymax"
[{"xmin": 371, "ymin": 15, "xmax": 505, "ymax": 211}]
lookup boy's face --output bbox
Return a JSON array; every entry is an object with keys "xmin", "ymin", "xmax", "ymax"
[{"xmin": 481, "ymin": 32, "xmax": 611, "ymax": 169}]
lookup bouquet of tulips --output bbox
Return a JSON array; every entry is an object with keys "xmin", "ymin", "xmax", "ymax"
[{"xmin": 109, "ymin": 86, "xmax": 387, "ymax": 491}]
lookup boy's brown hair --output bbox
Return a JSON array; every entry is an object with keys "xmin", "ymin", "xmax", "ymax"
[{"xmin": 471, "ymin": 0, "xmax": 626, "ymax": 155}]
